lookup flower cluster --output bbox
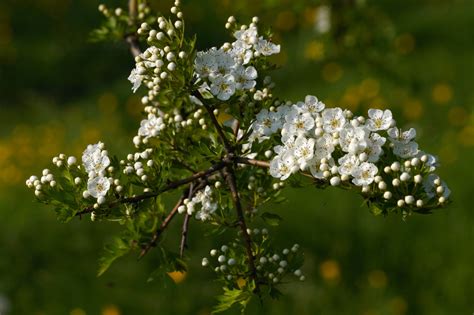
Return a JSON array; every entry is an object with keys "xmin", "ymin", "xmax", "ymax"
[
  {"xmin": 194, "ymin": 17, "xmax": 279, "ymax": 101},
  {"xmin": 81, "ymin": 142, "xmax": 111, "ymax": 204},
  {"xmin": 252, "ymin": 97, "xmax": 450, "ymax": 214},
  {"xmin": 201, "ymin": 229, "xmax": 305, "ymax": 286},
  {"xmin": 178, "ymin": 185, "xmax": 217, "ymax": 221}
]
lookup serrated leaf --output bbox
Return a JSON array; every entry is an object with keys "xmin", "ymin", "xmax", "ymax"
[
  {"xmin": 97, "ymin": 237, "xmax": 130, "ymax": 276},
  {"xmin": 212, "ymin": 288, "xmax": 252, "ymax": 314},
  {"xmin": 261, "ymin": 212, "xmax": 283, "ymax": 226}
]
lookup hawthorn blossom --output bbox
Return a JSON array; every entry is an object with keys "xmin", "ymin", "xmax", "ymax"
[
  {"xmin": 388, "ymin": 127, "xmax": 416, "ymax": 143},
  {"xmin": 393, "ymin": 141, "xmax": 419, "ymax": 158},
  {"xmin": 303, "ymin": 95, "xmax": 325, "ymax": 115},
  {"xmin": 128, "ymin": 68, "xmax": 143, "ymax": 93},
  {"xmin": 293, "ymin": 136, "xmax": 315, "ymax": 170},
  {"xmin": 87, "ymin": 176, "xmax": 111, "ymax": 198},
  {"xmin": 366, "ymin": 109, "xmax": 393, "ymax": 131},
  {"xmin": 283, "ymin": 108, "xmax": 315, "ymax": 136},
  {"xmin": 255, "ymin": 38, "xmax": 280, "ymax": 56},
  {"xmin": 322, "ymin": 108, "xmax": 345, "ymax": 133},
  {"xmin": 269, "ymin": 151, "xmax": 297, "ymax": 180},
  {"xmin": 233, "ymin": 65, "xmax": 257, "ymax": 90},
  {"xmin": 339, "ymin": 125, "xmax": 368, "ymax": 154},
  {"xmin": 314, "ymin": 133, "xmax": 335, "ymax": 160},
  {"xmin": 138, "ymin": 114, "xmax": 165, "ymax": 139},
  {"xmin": 210, "ymin": 74, "xmax": 236, "ymax": 100},
  {"xmin": 338, "ymin": 154, "xmax": 360, "ymax": 176},
  {"xmin": 253, "ymin": 109, "xmax": 282, "ymax": 137},
  {"xmin": 351, "ymin": 162, "xmax": 378, "ymax": 186}
]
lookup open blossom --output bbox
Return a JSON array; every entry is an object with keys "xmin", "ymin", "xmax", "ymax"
[
  {"xmin": 255, "ymin": 37, "xmax": 280, "ymax": 56},
  {"xmin": 82, "ymin": 143, "xmax": 110, "ymax": 176},
  {"xmin": 366, "ymin": 109, "xmax": 393, "ymax": 131},
  {"xmin": 195, "ymin": 49, "xmax": 219, "ymax": 78},
  {"xmin": 270, "ymin": 151, "xmax": 297, "ymax": 180},
  {"xmin": 293, "ymin": 136, "xmax": 315, "ymax": 170},
  {"xmin": 339, "ymin": 125, "xmax": 368, "ymax": 154},
  {"xmin": 351, "ymin": 162, "xmax": 378, "ymax": 186},
  {"xmin": 393, "ymin": 141, "xmax": 419, "ymax": 158},
  {"xmin": 388, "ymin": 127, "xmax": 416, "ymax": 143},
  {"xmin": 87, "ymin": 176, "xmax": 110, "ymax": 198},
  {"xmin": 138, "ymin": 113, "xmax": 165, "ymax": 139},
  {"xmin": 234, "ymin": 26, "xmax": 258, "ymax": 48},
  {"xmin": 338, "ymin": 154, "xmax": 360, "ymax": 176},
  {"xmin": 253, "ymin": 109, "xmax": 282, "ymax": 137},
  {"xmin": 322, "ymin": 108, "xmax": 345, "ymax": 133},
  {"xmin": 314, "ymin": 133, "xmax": 335, "ymax": 160},
  {"xmin": 283, "ymin": 108, "xmax": 315, "ymax": 136},
  {"xmin": 128, "ymin": 68, "xmax": 143, "ymax": 93},
  {"xmin": 303, "ymin": 95, "xmax": 325, "ymax": 115},
  {"xmin": 193, "ymin": 186, "xmax": 218, "ymax": 221},
  {"xmin": 210, "ymin": 74, "xmax": 236, "ymax": 100},
  {"xmin": 233, "ymin": 65, "xmax": 257, "ymax": 90}
]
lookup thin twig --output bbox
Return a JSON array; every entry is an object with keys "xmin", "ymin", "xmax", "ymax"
[
  {"xmin": 224, "ymin": 166, "xmax": 260, "ymax": 295},
  {"xmin": 77, "ymin": 161, "xmax": 228, "ymax": 216},
  {"xmin": 179, "ymin": 214, "xmax": 191, "ymax": 257},
  {"xmin": 180, "ymin": 182, "xmax": 195, "ymax": 257},
  {"xmin": 201, "ymin": 101, "xmax": 233, "ymax": 153},
  {"xmin": 139, "ymin": 191, "xmax": 188, "ymax": 259}
]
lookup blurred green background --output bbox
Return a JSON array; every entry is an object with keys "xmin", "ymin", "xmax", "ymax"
[{"xmin": 0, "ymin": 0, "xmax": 473, "ymax": 314}]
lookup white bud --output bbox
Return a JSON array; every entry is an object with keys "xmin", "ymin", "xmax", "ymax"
[
  {"xmin": 384, "ymin": 166, "xmax": 391, "ymax": 174},
  {"xmin": 416, "ymin": 199, "xmax": 424, "ymax": 207},
  {"xmin": 414, "ymin": 174, "xmax": 422, "ymax": 183},
  {"xmin": 74, "ymin": 177, "xmax": 81, "ymax": 185},
  {"xmin": 420, "ymin": 154, "xmax": 428, "ymax": 162},
  {"xmin": 378, "ymin": 181, "xmax": 387, "ymax": 190},
  {"xmin": 436, "ymin": 186, "xmax": 444, "ymax": 194},
  {"xmin": 218, "ymin": 255, "xmax": 226, "ymax": 263},
  {"xmin": 404, "ymin": 195, "xmax": 415, "ymax": 204},
  {"xmin": 391, "ymin": 162, "xmax": 401, "ymax": 172},
  {"xmin": 397, "ymin": 199, "xmax": 405, "ymax": 207},
  {"xmin": 228, "ymin": 258, "xmax": 236, "ymax": 266},
  {"xmin": 210, "ymin": 249, "xmax": 217, "ymax": 256},
  {"xmin": 83, "ymin": 190, "xmax": 90, "ymax": 199},
  {"xmin": 201, "ymin": 258, "xmax": 209, "ymax": 267},
  {"xmin": 392, "ymin": 178, "xmax": 400, "ymax": 187},
  {"xmin": 383, "ymin": 191, "xmax": 392, "ymax": 200},
  {"xmin": 438, "ymin": 196, "xmax": 446, "ymax": 203},
  {"xmin": 67, "ymin": 156, "xmax": 77, "ymax": 166},
  {"xmin": 330, "ymin": 176, "xmax": 340, "ymax": 186},
  {"xmin": 400, "ymin": 172, "xmax": 410, "ymax": 182}
]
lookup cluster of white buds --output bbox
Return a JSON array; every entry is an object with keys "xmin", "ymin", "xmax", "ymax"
[
  {"xmin": 194, "ymin": 17, "xmax": 279, "ymax": 101},
  {"xmin": 121, "ymin": 148, "xmax": 155, "ymax": 190},
  {"xmin": 81, "ymin": 142, "xmax": 111, "ymax": 205},
  {"xmin": 25, "ymin": 169, "xmax": 56, "ymax": 197},
  {"xmin": 178, "ymin": 186, "xmax": 217, "ymax": 221},
  {"xmin": 202, "ymin": 230, "xmax": 304, "ymax": 285},
  {"xmin": 130, "ymin": 0, "xmax": 186, "ymax": 102}
]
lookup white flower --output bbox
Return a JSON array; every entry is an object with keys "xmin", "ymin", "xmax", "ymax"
[
  {"xmin": 293, "ymin": 136, "xmax": 315, "ymax": 170},
  {"xmin": 339, "ymin": 125, "xmax": 368, "ymax": 154},
  {"xmin": 366, "ymin": 109, "xmax": 393, "ymax": 131},
  {"xmin": 308, "ymin": 157, "xmax": 335, "ymax": 179},
  {"xmin": 82, "ymin": 143, "xmax": 110, "ymax": 175},
  {"xmin": 338, "ymin": 154, "xmax": 360, "ymax": 176},
  {"xmin": 128, "ymin": 68, "xmax": 143, "ymax": 93},
  {"xmin": 322, "ymin": 108, "xmax": 345, "ymax": 133},
  {"xmin": 210, "ymin": 74, "xmax": 236, "ymax": 100},
  {"xmin": 303, "ymin": 95, "xmax": 325, "ymax": 115},
  {"xmin": 229, "ymin": 44, "xmax": 253, "ymax": 65},
  {"xmin": 234, "ymin": 26, "xmax": 258, "ymax": 49},
  {"xmin": 195, "ymin": 50, "xmax": 218, "ymax": 78},
  {"xmin": 388, "ymin": 127, "xmax": 416, "ymax": 144},
  {"xmin": 283, "ymin": 108, "xmax": 315, "ymax": 136},
  {"xmin": 87, "ymin": 176, "xmax": 110, "ymax": 199},
  {"xmin": 255, "ymin": 37, "xmax": 280, "ymax": 56},
  {"xmin": 269, "ymin": 151, "xmax": 297, "ymax": 180},
  {"xmin": 351, "ymin": 162, "xmax": 378, "ymax": 186},
  {"xmin": 138, "ymin": 114, "xmax": 164, "ymax": 139},
  {"xmin": 314, "ymin": 133, "xmax": 335, "ymax": 160},
  {"xmin": 194, "ymin": 186, "xmax": 218, "ymax": 221},
  {"xmin": 212, "ymin": 50, "xmax": 237, "ymax": 77},
  {"xmin": 253, "ymin": 109, "xmax": 282, "ymax": 137},
  {"xmin": 393, "ymin": 141, "xmax": 419, "ymax": 158},
  {"xmin": 233, "ymin": 65, "xmax": 257, "ymax": 90}
]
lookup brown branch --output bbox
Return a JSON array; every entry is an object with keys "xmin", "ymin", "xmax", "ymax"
[
  {"xmin": 76, "ymin": 161, "xmax": 228, "ymax": 217},
  {"xmin": 235, "ymin": 157, "xmax": 270, "ymax": 168},
  {"xmin": 126, "ymin": 0, "xmax": 141, "ymax": 57},
  {"xmin": 224, "ymin": 166, "xmax": 260, "ymax": 294},
  {"xmin": 179, "ymin": 214, "xmax": 191, "ymax": 258},
  {"xmin": 179, "ymin": 182, "xmax": 195, "ymax": 257},
  {"xmin": 138, "ymin": 191, "xmax": 188, "ymax": 259}
]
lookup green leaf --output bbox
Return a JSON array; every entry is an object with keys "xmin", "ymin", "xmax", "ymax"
[
  {"xmin": 369, "ymin": 203, "xmax": 384, "ymax": 216},
  {"xmin": 261, "ymin": 212, "xmax": 283, "ymax": 226},
  {"xmin": 97, "ymin": 237, "xmax": 130, "ymax": 276},
  {"xmin": 212, "ymin": 288, "xmax": 252, "ymax": 314}
]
